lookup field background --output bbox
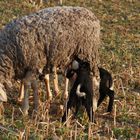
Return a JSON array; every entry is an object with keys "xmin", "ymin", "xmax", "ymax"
[{"xmin": 0, "ymin": 0, "xmax": 139, "ymax": 139}]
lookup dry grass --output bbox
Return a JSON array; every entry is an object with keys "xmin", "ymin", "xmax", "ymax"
[{"xmin": 0, "ymin": 0, "xmax": 140, "ymax": 139}]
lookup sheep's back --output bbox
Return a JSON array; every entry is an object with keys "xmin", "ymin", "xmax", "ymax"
[{"xmin": 3, "ymin": 6, "xmax": 100, "ymax": 75}]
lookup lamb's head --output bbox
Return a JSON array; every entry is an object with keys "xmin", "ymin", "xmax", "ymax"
[
  {"xmin": 71, "ymin": 57, "xmax": 90, "ymax": 72},
  {"xmin": 0, "ymin": 83, "xmax": 7, "ymax": 102}
]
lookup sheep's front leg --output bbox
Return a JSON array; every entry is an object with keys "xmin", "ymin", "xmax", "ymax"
[
  {"xmin": 31, "ymin": 80, "xmax": 39, "ymax": 112},
  {"xmin": 18, "ymin": 81, "xmax": 24, "ymax": 102},
  {"xmin": 22, "ymin": 81, "xmax": 30, "ymax": 115},
  {"xmin": 63, "ymin": 77, "xmax": 69, "ymax": 99},
  {"xmin": 44, "ymin": 74, "xmax": 52, "ymax": 100},
  {"xmin": 53, "ymin": 67, "xmax": 59, "ymax": 95}
]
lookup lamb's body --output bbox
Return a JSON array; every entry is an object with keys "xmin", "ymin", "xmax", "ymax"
[
  {"xmin": 0, "ymin": 6, "xmax": 100, "ymax": 114},
  {"xmin": 62, "ymin": 61, "xmax": 94, "ymax": 122}
]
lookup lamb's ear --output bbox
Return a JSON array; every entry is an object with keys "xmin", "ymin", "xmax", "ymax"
[
  {"xmin": 72, "ymin": 60, "xmax": 79, "ymax": 70},
  {"xmin": 0, "ymin": 84, "xmax": 7, "ymax": 102}
]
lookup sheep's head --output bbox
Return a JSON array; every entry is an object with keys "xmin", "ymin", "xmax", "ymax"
[{"xmin": 0, "ymin": 83, "xmax": 7, "ymax": 102}]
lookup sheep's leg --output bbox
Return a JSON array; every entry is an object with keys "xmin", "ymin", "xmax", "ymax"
[
  {"xmin": 97, "ymin": 91, "xmax": 106, "ymax": 107},
  {"xmin": 44, "ymin": 74, "xmax": 52, "ymax": 100},
  {"xmin": 53, "ymin": 67, "xmax": 59, "ymax": 95},
  {"xmin": 22, "ymin": 81, "xmax": 30, "ymax": 115},
  {"xmin": 18, "ymin": 81, "xmax": 24, "ymax": 102},
  {"xmin": 63, "ymin": 77, "xmax": 69, "ymax": 99},
  {"xmin": 106, "ymin": 90, "xmax": 114, "ymax": 112},
  {"xmin": 31, "ymin": 80, "xmax": 39, "ymax": 112}
]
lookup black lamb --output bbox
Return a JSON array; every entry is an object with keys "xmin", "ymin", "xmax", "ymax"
[
  {"xmin": 97, "ymin": 67, "xmax": 115, "ymax": 112},
  {"xmin": 62, "ymin": 60, "xmax": 94, "ymax": 122}
]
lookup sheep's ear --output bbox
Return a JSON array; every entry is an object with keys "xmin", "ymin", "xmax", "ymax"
[
  {"xmin": 0, "ymin": 84, "xmax": 7, "ymax": 102},
  {"xmin": 72, "ymin": 60, "xmax": 79, "ymax": 70}
]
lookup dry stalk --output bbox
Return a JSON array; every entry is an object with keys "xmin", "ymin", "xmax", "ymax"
[
  {"xmin": 46, "ymin": 110, "xmax": 50, "ymax": 136},
  {"xmin": 76, "ymin": 120, "xmax": 85, "ymax": 129},
  {"xmin": 120, "ymin": 78, "xmax": 126, "ymax": 109},
  {"xmin": 113, "ymin": 104, "xmax": 116, "ymax": 127},
  {"xmin": 18, "ymin": 130, "xmax": 25, "ymax": 140},
  {"xmin": 11, "ymin": 107, "xmax": 15, "ymax": 124},
  {"xmin": 74, "ymin": 123, "xmax": 77, "ymax": 140},
  {"xmin": 70, "ymin": 130, "xmax": 73, "ymax": 140},
  {"xmin": 62, "ymin": 114, "xmax": 73, "ymax": 127},
  {"xmin": 25, "ymin": 126, "xmax": 30, "ymax": 140},
  {"xmin": 88, "ymin": 123, "xmax": 92, "ymax": 140},
  {"xmin": 0, "ymin": 125, "xmax": 19, "ymax": 137}
]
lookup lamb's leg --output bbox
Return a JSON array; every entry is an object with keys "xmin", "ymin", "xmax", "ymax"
[
  {"xmin": 22, "ymin": 81, "xmax": 30, "ymax": 115},
  {"xmin": 62, "ymin": 97, "xmax": 73, "ymax": 122},
  {"xmin": 106, "ymin": 90, "xmax": 114, "ymax": 112},
  {"xmin": 74, "ymin": 100, "xmax": 81, "ymax": 118},
  {"xmin": 97, "ymin": 91, "xmax": 106, "ymax": 107},
  {"xmin": 18, "ymin": 81, "xmax": 24, "ymax": 102},
  {"xmin": 63, "ymin": 77, "xmax": 69, "ymax": 99},
  {"xmin": 31, "ymin": 80, "xmax": 39, "ymax": 112},
  {"xmin": 53, "ymin": 66, "xmax": 59, "ymax": 95},
  {"xmin": 44, "ymin": 74, "xmax": 52, "ymax": 100},
  {"xmin": 85, "ymin": 103, "xmax": 94, "ymax": 122},
  {"xmin": 62, "ymin": 102, "xmax": 70, "ymax": 122}
]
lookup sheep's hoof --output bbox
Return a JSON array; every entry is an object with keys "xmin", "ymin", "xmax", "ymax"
[
  {"xmin": 54, "ymin": 89, "xmax": 59, "ymax": 96},
  {"xmin": 22, "ymin": 110, "xmax": 28, "ymax": 116},
  {"xmin": 47, "ymin": 95, "xmax": 53, "ymax": 101},
  {"xmin": 17, "ymin": 98, "xmax": 23, "ymax": 103},
  {"xmin": 63, "ymin": 91, "xmax": 68, "ymax": 100}
]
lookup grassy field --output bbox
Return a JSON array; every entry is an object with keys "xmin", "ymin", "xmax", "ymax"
[{"xmin": 0, "ymin": 0, "xmax": 140, "ymax": 139}]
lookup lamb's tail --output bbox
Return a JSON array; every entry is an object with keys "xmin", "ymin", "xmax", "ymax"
[{"xmin": 76, "ymin": 84, "xmax": 86, "ymax": 97}]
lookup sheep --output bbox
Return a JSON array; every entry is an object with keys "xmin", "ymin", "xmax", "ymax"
[
  {"xmin": 38, "ymin": 6, "xmax": 100, "ymax": 99},
  {"xmin": 97, "ymin": 67, "xmax": 115, "ymax": 113},
  {"xmin": 62, "ymin": 60, "xmax": 95, "ymax": 122},
  {"xmin": 0, "ymin": 6, "xmax": 100, "ymax": 115}
]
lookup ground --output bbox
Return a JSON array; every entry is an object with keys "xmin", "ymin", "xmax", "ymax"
[{"xmin": 0, "ymin": 0, "xmax": 139, "ymax": 139}]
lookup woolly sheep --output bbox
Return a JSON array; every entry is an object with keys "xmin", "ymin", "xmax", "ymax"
[{"xmin": 0, "ymin": 6, "xmax": 100, "ymax": 115}]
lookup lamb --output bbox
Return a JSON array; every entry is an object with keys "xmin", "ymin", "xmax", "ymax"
[
  {"xmin": 62, "ymin": 60, "xmax": 95, "ymax": 122},
  {"xmin": 97, "ymin": 67, "xmax": 115, "ymax": 113},
  {"xmin": 63, "ymin": 59, "xmax": 115, "ymax": 116},
  {"xmin": 0, "ymin": 6, "xmax": 100, "ymax": 115}
]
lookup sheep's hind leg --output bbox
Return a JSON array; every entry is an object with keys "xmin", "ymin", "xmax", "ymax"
[
  {"xmin": 63, "ymin": 77, "xmax": 69, "ymax": 99},
  {"xmin": 44, "ymin": 74, "xmax": 52, "ymax": 100},
  {"xmin": 22, "ymin": 81, "xmax": 30, "ymax": 116},
  {"xmin": 53, "ymin": 66, "xmax": 59, "ymax": 96},
  {"xmin": 18, "ymin": 80, "xmax": 24, "ymax": 102},
  {"xmin": 31, "ymin": 80, "xmax": 39, "ymax": 112}
]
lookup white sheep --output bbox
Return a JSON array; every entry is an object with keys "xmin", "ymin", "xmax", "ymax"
[{"xmin": 0, "ymin": 6, "xmax": 100, "ymax": 115}]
